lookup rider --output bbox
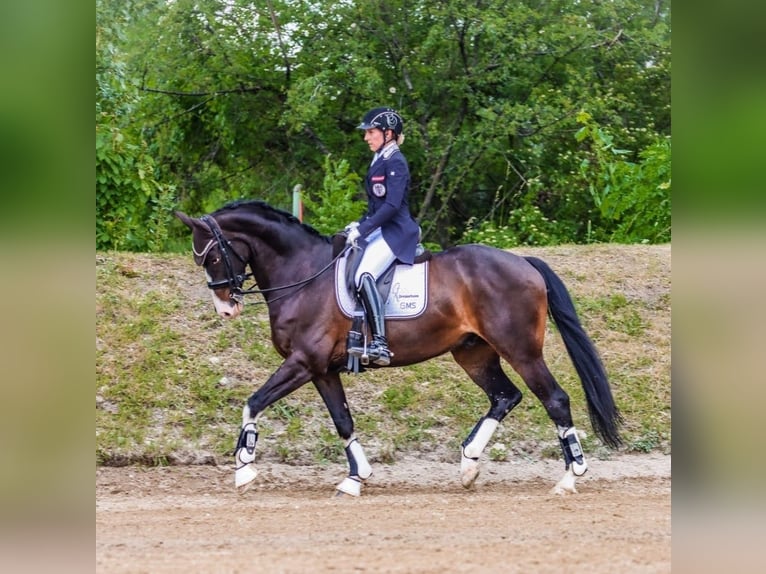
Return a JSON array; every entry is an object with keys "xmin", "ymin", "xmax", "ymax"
[{"xmin": 345, "ymin": 107, "xmax": 420, "ymax": 366}]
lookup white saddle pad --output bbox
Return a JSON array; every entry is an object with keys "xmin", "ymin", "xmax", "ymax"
[{"xmin": 335, "ymin": 257, "xmax": 429, "ymax": 320}]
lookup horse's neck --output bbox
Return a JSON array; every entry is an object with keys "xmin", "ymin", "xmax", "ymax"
[
  {"xmin": 222, "ymin": 210, "xmax": 331, "ymax": 283},
  {"xmin": 249, "ymin": 236, "xmax": 331, "ymax": 288}
]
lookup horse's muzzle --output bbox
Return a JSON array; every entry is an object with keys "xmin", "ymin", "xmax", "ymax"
[{"xmin": 211, "ymin": 290, "xmax": 243, "ymax": 318}]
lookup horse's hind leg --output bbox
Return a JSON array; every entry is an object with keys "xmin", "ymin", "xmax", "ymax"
[
  {"xmin": 452, "ymin": 336, "xmax": 523, "ymax": 488},
  {"xmin": 513, "ymin": 356, "xmax": 588, "ymax": 494},
  {"xmin": 313, "ymin": 373, "xmax": 372, "ymax": 497}
]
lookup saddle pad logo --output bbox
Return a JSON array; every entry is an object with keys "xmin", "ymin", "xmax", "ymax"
[
  {"xmin": 335, "ymin": 258, "xmax": 428, "ymax": 319},
  {"xmin": 372, "ymin": 183, "xmax": 386, "ymax": 197}
]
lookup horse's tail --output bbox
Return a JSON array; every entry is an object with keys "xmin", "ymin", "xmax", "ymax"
[{"xmin": 524, "ymin": 256, "xmax": 623, "ymax": 448}]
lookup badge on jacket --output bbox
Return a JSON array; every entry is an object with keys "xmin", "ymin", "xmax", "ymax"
[{"xmin": 372, "ymin": 183, "xmax": 386, "ymax": 197}]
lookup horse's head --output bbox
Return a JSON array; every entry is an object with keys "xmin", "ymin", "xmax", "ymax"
[{"xmin": 175, "ymin": 211, "xmax": 250, "ymax": 319}]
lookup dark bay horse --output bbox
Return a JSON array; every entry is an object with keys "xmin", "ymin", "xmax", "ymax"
[{"xmin": 176, "ymin": 200, "xmax": 621, "ymax": 496}]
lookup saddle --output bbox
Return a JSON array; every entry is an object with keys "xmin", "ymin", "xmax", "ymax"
[
  {"xmin": 332, "ymin": 233, "xmax": 431, "ymax": 372},
  {"xmin": 331, "ymin": 233, "xmax": 431, "ymax": 315}
]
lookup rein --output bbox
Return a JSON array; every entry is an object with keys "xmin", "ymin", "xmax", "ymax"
[
  {"xmin": 201, "ymin": 214, "xmax": 350, "ymax": 305},
  {"xmin": 242, "ymin": 248, "xmax": 351, "ymax": 305}
]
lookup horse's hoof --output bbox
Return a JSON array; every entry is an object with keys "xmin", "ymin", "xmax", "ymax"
[
  {"xmin": 550, "ymin": 469, "xmax": 577, "ymax": 495},
  {"xmin": 236, "ymin": 482, "xmax": 255, "ymax": 496},
  {"xmin": 550, "ymin": 483, "xmax": 577, "ymax": 495},
  {"xmin": 336, "ymin": 476, "xmax": 362, "ymax": 497},
  {"xmin": 235, "ymin": 463, "xmax": 258, "ymax": 493},
  {"xmin": 460, "ymin": 455, "xmax": 481, "ymax": 488}
]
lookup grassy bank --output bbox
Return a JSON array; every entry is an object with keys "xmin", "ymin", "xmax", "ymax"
[{"xmin": 96, "ymin": 244, "xmax": 670, "ymax": 467}]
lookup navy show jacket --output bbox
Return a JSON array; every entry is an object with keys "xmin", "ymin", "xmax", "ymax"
[{"xmin": 356, "ymin": 143, "xmax": 420, "ymax": 265}]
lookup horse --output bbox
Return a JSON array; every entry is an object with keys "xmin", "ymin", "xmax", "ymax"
[{"xmin": 176, "ymin": 200, "xmax": 622, "ymax": 497}]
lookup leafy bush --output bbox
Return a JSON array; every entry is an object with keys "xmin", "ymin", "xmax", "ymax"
[
  {"xmin": 301, "ymin": 155, "xmax": 366, "ymax": 235},
  {"xmin": 96, "ymin": 2, "xmax": 176, "ymax": 252},
  {"xmin": 96, "ymin": 126, "xmax": 176, "ymax": 251},
  {"xmin": 461, "ymin": 201, "xmax": 565, "ymax": 248},
  {"xmin": 575, "ymin": 111, "xmax": 671, "ymax": 244}
]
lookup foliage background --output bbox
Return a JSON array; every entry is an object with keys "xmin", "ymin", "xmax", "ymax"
[{"xmin": 96, "ymin": 0, "xmax": 670, "ymax": 250}]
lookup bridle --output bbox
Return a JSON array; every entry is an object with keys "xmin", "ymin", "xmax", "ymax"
[
  {"xmin": 197, "ymin": 214, "xmax": 349, "ymax": 305},
  {"xmin": 197, "ymin": 215, "xmax": 254, "ymax": 299}
]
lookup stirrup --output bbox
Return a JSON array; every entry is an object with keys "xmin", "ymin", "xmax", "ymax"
[
  {"xmin": 346, "ymin": 330, "xmax": 365, "ymax": 357},
  {"xmin": 369, "ymin": 337, "xmax": 391, "ymax": 366}
]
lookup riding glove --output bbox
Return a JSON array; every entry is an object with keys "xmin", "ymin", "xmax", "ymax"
[
  {"xmin": 346, "ymin": 227, "xmax": 361, "ymax": 246},
  {"xmin": 344, "ymin": 221, "xmax": 360, "ymax": 233}
]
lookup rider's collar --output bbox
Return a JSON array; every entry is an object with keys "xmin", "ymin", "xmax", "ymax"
[{"xmin": 380, "ymin": 142, "xmax": 399, "ymax": 159}]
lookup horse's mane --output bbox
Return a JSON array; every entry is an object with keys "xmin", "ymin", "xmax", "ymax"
[{"xmin": 214, "ymin": 199, "xmax": 331, "ymax": 243}]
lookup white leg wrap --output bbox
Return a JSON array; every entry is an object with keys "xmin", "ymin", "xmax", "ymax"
[
  {"xmin": 235, "ymin": 409, "xmax": 260, "ymax": 490},
  {"xmin": 460, "ymin": 418, "xmax": 499, "ymax": 488},
  {"xmin": 346, "ymin": 437, "xmax": 372, "ymax": 480},
  {"xmin": 463, "ymin": 418, "xmax": 499, "ymax": 459}
]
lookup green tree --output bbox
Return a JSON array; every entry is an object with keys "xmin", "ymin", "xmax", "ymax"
[
  {"xmin": 301, "ymin": 156, "xmax": 366, "ymax": 235},
  {"xmin": 97, "ymin": 0, "xmax": 670, "ymax": 249},
  {"xmin": 281, "ymin": 0, "xmax": 671, "ymax": 245},
  {"xmin": 97, "ymin": 0, "xmax": 176, "ymax": 251},
  {"xmin": 575, "ymin": 111, "xmax": 671, "ymax": 243},
  {"xmin": 124, "ymin": 0, "xmax": 304, "ymax": 217}
]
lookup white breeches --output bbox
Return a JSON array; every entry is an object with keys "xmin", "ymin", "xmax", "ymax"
[{"xmin": 354, "ymin": 228, "xmax": 396, "ymax": 288}]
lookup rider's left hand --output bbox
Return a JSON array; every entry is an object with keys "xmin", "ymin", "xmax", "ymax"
[{"xmin": 346, "ymin": 227, "xmax": 361, "ymax": 246}]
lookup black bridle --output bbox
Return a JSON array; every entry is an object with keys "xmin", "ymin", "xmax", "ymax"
[
  {"xmin": 199, "ymin": 215, "xmax": 254, "ymax": 298},
  {"xmin": 199, "ymin": 214, "xmax": 350, "ymax": 305}
]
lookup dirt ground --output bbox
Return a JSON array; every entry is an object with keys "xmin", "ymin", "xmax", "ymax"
[{"xmin": 96, "ymin": 452, "xmax": 670, "ymax": 573}]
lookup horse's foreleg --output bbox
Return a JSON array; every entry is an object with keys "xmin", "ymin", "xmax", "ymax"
[
  {"xmin": 336, "ymin": 436, "xmax": 373, "ymax": 496},
  {"xmin": 235, "ymin": 357, "xmax": 312, "ymax": 492},
  {"xmin": 234, "ymin": 405, "xmax": 260, "ymax": 489},
  {"xmin": 313, "ymin": 374, "xmax": 372, "ymax": 497}
]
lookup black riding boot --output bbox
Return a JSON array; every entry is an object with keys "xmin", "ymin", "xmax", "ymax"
[{"xmin": 357, "ymin": 273, "xmax": 391, "ymax": 366}]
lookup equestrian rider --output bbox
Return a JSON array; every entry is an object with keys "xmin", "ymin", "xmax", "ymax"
[{"xmin": 345, "ymin": 107, "xmax": 421, "ymax": 366}]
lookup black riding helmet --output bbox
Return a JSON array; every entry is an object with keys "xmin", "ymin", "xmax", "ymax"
[{"xmin": 356, "ymin": 107, "xmax": 404, "ymax": 137}]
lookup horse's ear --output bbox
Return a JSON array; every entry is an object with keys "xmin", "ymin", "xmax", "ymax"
[
  {"xmin": 175, "ymin": 211, "xmax": 195, "ymax": 230},
  {"xmin": 175, "ymin": 212, "xmax": 213, "ymax": 265}
]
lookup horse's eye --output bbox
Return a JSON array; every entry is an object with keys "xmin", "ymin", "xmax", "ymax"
[{"xmin": 210, "ymin": 256, "xmax": 221, "ymax": 265}]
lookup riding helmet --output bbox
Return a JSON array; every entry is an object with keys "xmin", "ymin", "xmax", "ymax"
[{"xmin": 357, "ymin": 107, "xmax": 404, "ymax": 136}]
